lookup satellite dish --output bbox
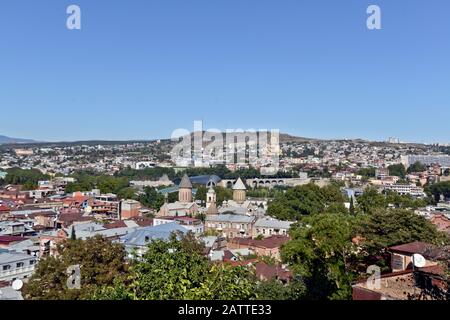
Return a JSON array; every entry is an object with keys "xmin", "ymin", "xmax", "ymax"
[
  {"xmin": 12, "ymin": 279, "xmax": 23, "ymax": 291},
  {"xmin": 412, "ymin": 254, "xmax": 426, "ymax": 268}
]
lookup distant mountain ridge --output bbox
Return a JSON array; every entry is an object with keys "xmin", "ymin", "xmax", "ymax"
[
  {"xmin": 0, "ymin": 132, "xmax": 428, "ymax": 148},
  {"xmin": 0, "ymin": 135, "xmax": 37, "ymax": 145}
]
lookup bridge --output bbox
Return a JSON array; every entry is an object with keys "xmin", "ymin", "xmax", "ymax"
[{"xmin": 219, "ymin": 178, "xmax": 313, "ymax": 189}]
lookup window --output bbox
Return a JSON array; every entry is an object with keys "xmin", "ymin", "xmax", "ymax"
[
  {"xmin": 2, "ymin": 265, "xmax": 11, "ymax": 271},
  {"xmin": 30, "ymin": 260, "xmax": 36, "ymax": 265},
  {"xmin": 16, "ymin": 262, "xmax": 25, "ymax": 268}
]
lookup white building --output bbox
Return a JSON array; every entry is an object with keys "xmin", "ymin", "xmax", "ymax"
[
  {"xmin": 253, "ymin": 217, "xmax": 293, "ymax": 238},
  {"xmin": 383, "ymin": 184, "xmax": 425, "ymax": 198},
  {"xmin": 0, "ymin": 252, "xmax": 37, "ymax": 282}
]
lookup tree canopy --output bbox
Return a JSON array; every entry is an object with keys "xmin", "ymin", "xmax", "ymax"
[
  {"xmin": 267, "ymin": 183, "xmax": 347, "ymax": 220},
  {"xmin": 388, "ymin": 164, "xmax": 407, "ymax": 179},
  {"xmin": 91, "ymin": 233, "xmax": 258, "ymax": 300},
  {"xmin": 23, "ymin": 236, "xmax": 127, "ymax": 300},
  {"xmin": 281, "ymin": 213, "xmax": 356, "ymax": 300}
]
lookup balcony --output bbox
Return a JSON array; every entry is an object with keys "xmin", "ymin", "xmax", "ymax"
[{"xmin": 0, "ymin": 265, "xmax": 35, "ymax": 280}]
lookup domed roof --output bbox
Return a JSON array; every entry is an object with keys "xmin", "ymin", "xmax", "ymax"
[{"xmin": 232, "ymin": 177, "xmax": 247, "ymax": 190}]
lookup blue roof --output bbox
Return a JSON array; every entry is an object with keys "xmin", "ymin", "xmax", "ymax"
[
  {"xmin": 157, "ymin": 187, "xmax": 198, "ymax": 195},
  {"xmin": 121, "ymin": 222, "xmax": 189, "ymax": 247},
  {"xmin": 189, "ymin": 175, "xmax": 222, "ymax": 185}
]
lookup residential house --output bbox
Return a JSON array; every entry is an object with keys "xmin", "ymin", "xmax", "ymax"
[
  {"xmin": 227, "ymin": 235, "xmax": 290, "ymax": 261},
  {"xmin": 120, "ymin": 222, "xmax": 189, "ymax": 258},
  {"xmin": 0, "ymin": 252, "xmax": 37, "ymax": 282},
  {"xmin": 205, "ymin": 214, "xmax": 256, "ymax": 239},
  {"xmin": 252, "ymin": 217, "xmax": 293, "ymax": 238}
]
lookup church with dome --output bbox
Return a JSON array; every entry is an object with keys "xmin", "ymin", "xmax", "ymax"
[{"xmin": 157, "ymin": 174, "xmax": 199, "ymax": 217}]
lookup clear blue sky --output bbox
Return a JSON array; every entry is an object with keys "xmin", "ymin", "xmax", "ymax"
[{"xmin": 0, "ymin": 0, "xmax": 449, "ymax": 143}]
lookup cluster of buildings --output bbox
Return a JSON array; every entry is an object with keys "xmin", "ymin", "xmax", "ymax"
[
  {"xmin": 0, "ymin": 173, "xmax": 295, "ymax": 299},
  {"xmin": 353, "ymin": 241, "xmax": 449, "ymax": 300},
  {"xmin": 0, "ymin": 141, "xmax": 172, "ymax": 176},
  {"xmin": 1, "ymin": 138, "xmax": 449, "ymax": 300}
]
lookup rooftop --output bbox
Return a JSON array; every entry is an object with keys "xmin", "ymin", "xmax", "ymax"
[
  {"xmin": 0, "ymin": 252, "xmax": 35, "ymax": 264},
  {"xmin": 206, "ymin": 214, "xmax": 255, "ymax": 223},
  {"xmin": 232, "ymin": 177, "xmax": 247, "ymax": 190},
  {"xmin": 179, "ymin": 174, "xmax": 193, "ymax": 189},
  {"xmin": 229, "ymin": 235, "xmax": 290, "ymax": 249}
]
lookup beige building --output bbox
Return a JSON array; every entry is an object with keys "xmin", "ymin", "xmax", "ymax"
[
  {"xmin": 157, "ymin": 174, "xmax": 198, "ymax": 217},
  {"xmin": 205, "ymin": 214, "xmax": 256, "ymax": 239},
  {"xmin": 232, "ymin": 177, "xmax": 247, "ymax": 204},
  {"xmin": 120, "ymin": 199, "xmax": 142, "ymax": 220}
]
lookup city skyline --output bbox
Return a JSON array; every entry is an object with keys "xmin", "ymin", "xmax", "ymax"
[{"xmin": 1, "ymin": 1, "xmax": 449, "ymax": 144}]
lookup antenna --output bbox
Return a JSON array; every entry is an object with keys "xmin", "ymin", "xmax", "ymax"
[
  {"xmin": 412, "ymin": 254, "xmax": 426, "ymax": 268},
  {"xmin": 12, "ymin": 279, "xmax": 24, "ymax": 291}
]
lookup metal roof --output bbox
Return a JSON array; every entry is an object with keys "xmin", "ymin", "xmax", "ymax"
[{"xmin": 121, "ymin": 222, "xmax": 189, "ymax": 247}]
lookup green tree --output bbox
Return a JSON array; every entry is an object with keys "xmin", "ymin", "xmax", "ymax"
[
  {"xmin": 117, "ymin": 187, "xmax": 137, "ymax": 200},
  {"xmin": 23, "ymin": 235, "xmax": 127, "ymax": 300},
  {"xmin": 281, "ymin": 213, "xmax": 356, "ymax": 300},
  {"xmin": 388, "ymin": 164, "xmax": 407, "ymax": 179},
  {"xmin": 139, "ymin": 187, "xmax": 165, "ymax": 210},
  {"xmin": 356, "ymin": 187, "xmax": 387, "ymax": 214},
  {"xmin": 70, "ymin": 227, "xmax": 76, "ymax": 240},
  {"xmin": 356, "ymin": 167, "xmax": 376, "ymax": 178},
  {"xmin": 407, "ymin": 161, "xmax": 427, "ymax": 173},
  {"xmin": 195, "ymin": 186, "xmax": 207, "ymax": 204},
  {"xmin": 214, "ymin": 186, "xmax": 233, "ymax": 205},
  {"xmin": 268, "ymin": 184, "xmax": 346, "ymax": 221},
  {"xmin": 4, "ymin": 167, "xmax": 50, "ymax": 188},
  {"xmin": 254, "ymin": 278, "xmax": 306, "ymax": 300},
  {"xmin": 349, "ymin": 196, "xmax": 355, "ymax": 215},
  {"xmin": 355, "ymin": 208, "xmax": 449, "ymax": 261},
  {"xmin": 426, "ymin": 181, "xmax": 450, "ymax": 203},
  {"xmin": 91, "ymin": 233, "xmax": 258, "ymax": 300}
]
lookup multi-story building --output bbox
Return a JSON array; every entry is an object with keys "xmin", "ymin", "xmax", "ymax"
[
  {"xmin": 252, "ymin": 217, "xmax": 293, "ymax": 238},
  {"xmin": 0, "ymin": 252, "xmax": 37, "ymax": 282},
  {"xmin": 205, "ymin": 214, "xmax": 256, "ymax": 238},
  {"xmin": 401, "ymin": 155, "xmax": 450, "ymax": 168},
  {"xmin": 153, "ymin": 216, "xmax": 204, "ymax": 235},
  {"xmin": 383, "ymin": 184, "xmax": 425, "ymax": 197},
  {"xmin": 120, "ymin": 200, "xmax": 142, "ymax": 220}
]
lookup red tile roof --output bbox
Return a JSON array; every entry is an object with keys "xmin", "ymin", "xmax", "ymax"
[
  {"xmin": 229, "ymin": 235, "xmax": 290, "ymax": 249},
  {"xmin": 255, "ymin": 262, "xmax": 292, "ymax": 281},
  {"xmin": 418, "ymin": 265, "xmax": 446, "ymax": 276},
  {"xmin": 131, "ymin": 217, "xmax": 153, "ymax": 227},
  {"xmin": 0, "ymin": 236, "xmax": 28, "ymax": 245},
  {"xmin": 389, "ymin": 242, "xmax": 444, "ymax": 259},
  {"xmin": 104, "ymin": 221, "xmax": 127, "ymax": 229}
]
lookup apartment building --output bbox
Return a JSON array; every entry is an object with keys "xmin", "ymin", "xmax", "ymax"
[
  {"xmin": 205, "ymin": 214, "xmax": 256, "ymax": 239},
  {"xmin": 0, "ymin": 252, "xmax": 37, "ymax": 282}
]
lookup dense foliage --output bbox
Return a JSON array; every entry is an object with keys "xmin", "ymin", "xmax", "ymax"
[
  {"xmin": 388, "ymin": 163, "xmax": 407, "ymax": 179},
  {"xmin": 0, "ymin": 167, "xmax": 50, "ymax": 190},
  {"xmin": 91, "ymin": 233, "xmax": 302, "ymax": 300},
  {"xmin": 267, "ymin": 183, "xmax": 347, "ymax": 220},
  {"xmin": 23, "ymin": 236, "xmax": 127, "ymax": 300}
]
